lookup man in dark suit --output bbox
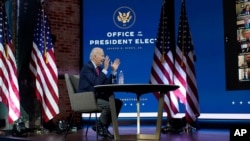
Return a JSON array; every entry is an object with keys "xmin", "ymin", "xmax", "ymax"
[{"xmin": 78, "ymin": 47, "xmax": 123, "ymax": 139}]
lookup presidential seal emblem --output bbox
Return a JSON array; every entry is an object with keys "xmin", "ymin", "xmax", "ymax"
[{"xmin": 113, "ymin": 6, "xmax": 136, "ymax": 29}]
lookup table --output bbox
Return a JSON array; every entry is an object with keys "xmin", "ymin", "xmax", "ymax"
[{"xmin": 94, "ymin": 84, "xmax": 179, "ymax": 140}]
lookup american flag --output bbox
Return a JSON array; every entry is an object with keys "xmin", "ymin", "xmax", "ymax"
[
  {"xmin": 29, "ymin": 4, "xmax": 59, "ymax": 122},
  {"xmin": 174, "ymin": 0, "xmax": 200, "ymax": 123},
  {"xmin": 150, "ymin": 0, "xmax": 179, "ymax": 119},
  {"xmin": 0, "ymin": 2, "xmax": 20, "ymax": 123}
]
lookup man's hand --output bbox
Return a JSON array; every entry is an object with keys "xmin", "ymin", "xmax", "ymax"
[
  {"xmin": 111, "ymin": 58, "xmax": 120, "ymax": 72},
  {"xmin": 103, "ymin": 56, "xmax": 110, "ymax": 70}
]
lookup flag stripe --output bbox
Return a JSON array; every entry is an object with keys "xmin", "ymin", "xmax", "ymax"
[
  {"xmin": 29, "ymin": 4, "xmax": 59, "ymax": 122},
  {"xmin": 150, "ymin": 0, "xmax": 179, "ymax": 119},
  {"xmin": 174, "ymin": 0, "xmax": 200, "ymax": 123},
  {"xmin": 0, "ymin": 2, "xmax": 20, "ymax": 123},
  {"xmin": 173, "ymin": 47, "xmax": 187, "ymax": 103}
]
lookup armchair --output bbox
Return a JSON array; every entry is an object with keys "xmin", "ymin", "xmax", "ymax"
[{"xmin": 64, "ymin": 73, "xmax": 101, "ymax": 139}]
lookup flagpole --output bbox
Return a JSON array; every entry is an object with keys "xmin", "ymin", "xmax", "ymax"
[
  {"xmin": 35, "ymin": 0, "xmax": 49, "ymax": 135},
  {"xmin": 33, "ymin": 0, "xmax": 59, "ymax": 134},
  {"xmin": 159, "ymin": 0, "xmax": 178, "ymax": 134},
  {"xmin": 180, "ymin": 0, "xmax": 197, "ymax": 133},
  {"xmin": 160, "ymin": 0, "xmax": 172, "ymax": 132},
  {"xmin": 181, "ymin": 0, "xmax": 184, "ymax": 67},
  {"xmin": 2, "ymin": 4, "xmax": 8, "ymax": 59},
  {"xmin": 41, "ymin": 2, "xmax": 48, "ymax": 64},
  {"xmin": 160, "ymin": 0, "xmax": 165, "ymax": 63},
  {"xmin": 181, "ymin": 0, "xmax": 190, "ymax": 133},
  {"xmin": 162, "ymin": 0, "xmax": 173, "ymax": 131}
]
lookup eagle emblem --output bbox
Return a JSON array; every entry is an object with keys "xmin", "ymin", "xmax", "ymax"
[
  {"xmin": 113, "ymin": 6, "xmax": 135, "ymax": 29},
  {"xmin": 117, "ymin": 11, "xmax": 132, "ymax": 24}
]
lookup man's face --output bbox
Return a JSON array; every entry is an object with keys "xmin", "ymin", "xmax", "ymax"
[{"xmin": 94, "ymin": 49, "xmax": 105, "ymax": 66}]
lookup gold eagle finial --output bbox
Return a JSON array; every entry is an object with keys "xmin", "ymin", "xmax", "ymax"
[{"xmin": 117, "ymin": 11, "xmax": 132, "ymax": 24}]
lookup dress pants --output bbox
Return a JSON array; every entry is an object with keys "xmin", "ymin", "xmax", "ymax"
[{"xmin": 97, "ymin": 98, "xmax": 123, "ymax": 128}]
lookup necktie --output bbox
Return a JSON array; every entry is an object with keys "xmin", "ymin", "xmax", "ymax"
[{"xmin": 96, "ymin": 67, "xmax": 100, "ymax": 75}]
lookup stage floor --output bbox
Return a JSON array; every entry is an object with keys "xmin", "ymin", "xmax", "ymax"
[{"xmin": 0, "ymin": 126, "xmax": 229, "ymax": 141}]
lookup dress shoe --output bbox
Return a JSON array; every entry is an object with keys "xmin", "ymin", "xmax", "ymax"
[
  {"xmin": 161, "ymin": 125, "xmax": 173, "ymax": 134},
  {"xmin": 92, "ymin": 123, "xmax": 114, "ymax": 139},
  {"xmin": 102, "ymin": 127, "xmax": 114, "ymax": 139},
  {"xmin": 92, "ymin": 121, "xmax": 102, "ymax": 132},
  {"xmin": 92, "ymin": 125, "xmax": 97, "ymax": 132},
  {"xmin": 96, "ymin": 126, "xmax": 114, "ymax": 139},
  {"xmin": 92, "ymin": 124, "xmax": 104, "ymax": 136}
]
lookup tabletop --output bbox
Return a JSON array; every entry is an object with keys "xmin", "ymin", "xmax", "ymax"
[{"xmin": 94, "ymin": 84, "xmax": 179, "ymax": 96}]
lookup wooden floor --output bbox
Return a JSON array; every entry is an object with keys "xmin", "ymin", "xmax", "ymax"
[{"xmin": 0, "ymin": 126, "xmax": 229, "ymax": 141}]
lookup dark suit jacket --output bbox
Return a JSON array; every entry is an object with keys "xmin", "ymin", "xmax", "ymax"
[
  {"xmin": 78, "ymin": 61, "xmax": 113, "ymax": 100},
  {"xmin": 241, "ymin": 9, "xmax": 250, "ymax": 15}
]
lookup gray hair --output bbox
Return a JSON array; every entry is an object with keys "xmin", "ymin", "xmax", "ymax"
[{"xmin": 90, "ymin": 47, "xmax": 103, "ymax": 60}]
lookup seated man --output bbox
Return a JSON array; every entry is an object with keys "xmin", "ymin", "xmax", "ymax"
[{"xmin": 78, "ymin": 47, "xmax": 123, "ymax": 139}]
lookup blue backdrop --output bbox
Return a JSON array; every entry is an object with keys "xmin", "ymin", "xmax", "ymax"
[{"xmin": 82, "ymin": 0, "xmax": 250, "ymax": 119}]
